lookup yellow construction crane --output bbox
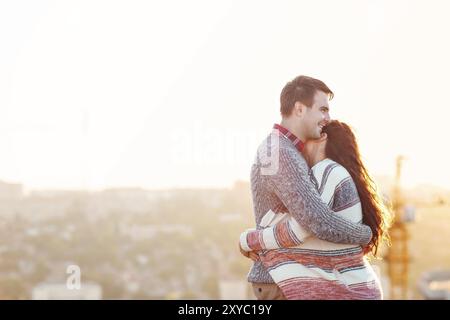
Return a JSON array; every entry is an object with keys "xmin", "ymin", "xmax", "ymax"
[{"xmin": 386, "ymin": 155, "xmax": 410, "ymax": 299}]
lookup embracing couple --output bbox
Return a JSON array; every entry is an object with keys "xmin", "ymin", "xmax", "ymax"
[{"xmin": 238, "ymin": 75, "xmax": 391, "ymax": 300}]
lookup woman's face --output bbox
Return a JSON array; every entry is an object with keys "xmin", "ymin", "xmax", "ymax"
[{"xmin": 302, "ymin": 135, "xmax": 327, "ymax": 167}]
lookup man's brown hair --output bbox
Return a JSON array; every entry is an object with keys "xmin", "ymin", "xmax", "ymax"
[{"xmin": 280, "ymin": 75, "xmax": 334, "ymax": 117}]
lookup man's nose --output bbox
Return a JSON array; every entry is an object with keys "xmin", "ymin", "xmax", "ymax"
[{"xmin": 323, "ymin": 113, "xmax": 330, "ymax": 122}]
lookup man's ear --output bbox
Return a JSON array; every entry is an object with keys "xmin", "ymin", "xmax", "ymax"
[
  {"xmin": 294, "ymin": 101, "xmax": 306, "ymax": 117},
  {"xmin": 320, "ymin": 133, "xmax": 328, "ymax": 141}
]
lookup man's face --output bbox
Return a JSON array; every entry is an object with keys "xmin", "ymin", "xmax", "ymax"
[{"xmin": 302, "ymin": 90, "xmax": 330, "ymax": 140}]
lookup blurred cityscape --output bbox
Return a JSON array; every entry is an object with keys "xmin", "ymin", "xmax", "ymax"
[
  {"xmin": 0, "ymin": 178, "xmax": 449, "ymax": 299},
  {"xmin": 0, "ymin": 180, "xmax": 255, "ymax": 299}
]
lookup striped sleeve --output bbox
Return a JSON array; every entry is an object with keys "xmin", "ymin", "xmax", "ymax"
[{"xmin": 240, "ymin": 218, "xmax": 310, "ymax": 251}]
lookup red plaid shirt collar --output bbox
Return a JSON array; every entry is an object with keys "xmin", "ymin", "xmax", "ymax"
[{"xmin": 273, "ymin": 123, "xmax": 304, "ymax": 152}]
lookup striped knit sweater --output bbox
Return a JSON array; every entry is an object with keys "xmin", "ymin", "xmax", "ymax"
[
  {"xmin": 241, "ymin": 158, "xmax": 382, "ymax": 299},
  {"xmin": 244, "ymin": 128, "xmax": 372, "ymax": 284}
]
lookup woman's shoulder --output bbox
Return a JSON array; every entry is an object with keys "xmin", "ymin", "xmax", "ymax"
[
  {"xmin": 329, "ymin": 160, "xmax": 352, "ymax": 179},
  {"xmin": 312, "ymin": 158, "xmax": 349, "ymax": 175},
  {"xmin": 312, "ymin": 159, "xmax": 352, "ymax": 185}
]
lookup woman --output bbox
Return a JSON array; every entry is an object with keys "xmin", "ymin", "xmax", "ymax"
[{"xmin": 240, "ymin": 120, "xmax": 392, "ymax": 299}]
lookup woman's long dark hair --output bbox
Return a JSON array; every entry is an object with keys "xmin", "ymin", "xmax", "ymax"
[{"xmin": 322, "ymin": 120, "xmax": 392, "ymax": 257}]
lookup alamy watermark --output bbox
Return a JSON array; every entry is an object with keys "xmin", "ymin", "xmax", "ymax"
[
  {"xmin": 169, "ymin": 122, "xmax": 281, "ymax": 175},
  {"xmin": 66, "ymin": 264, "xmax": 81, "ymax": 290},
  {"xmin": 169, "ymin": 121, "xmax": 267, "ymax": 166}
]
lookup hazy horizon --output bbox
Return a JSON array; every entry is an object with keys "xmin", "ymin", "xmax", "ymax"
[{"xmin": 4, "ymin": 174, "xmax": 450, "ymax": 195}]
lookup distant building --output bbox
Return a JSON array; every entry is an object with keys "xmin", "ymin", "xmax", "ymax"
[
  {"xmin": 0, "ymin": 180, "xmax": 23, "ymax": 199},
  {"xmin": 119, "ymin": 223, "xmax": 193, "ymax": 240},
  {"xmin": 32, "ymin": 282, "xmax": 102, "ymax": 300},
  {"xmin": 418, "ymin": 270, "xmax": 450, "ymax": 300}
]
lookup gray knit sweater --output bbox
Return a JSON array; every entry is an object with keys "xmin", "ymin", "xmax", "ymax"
[{"xmin": 248, "ymin": 130, "xmax": 373, "ymax": 284}]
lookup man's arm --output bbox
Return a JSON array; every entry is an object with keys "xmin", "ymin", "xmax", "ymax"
[
  {"xmin": 245, "ymin": 145, "xmax": 371, "ymax": 250},
  {"xmin": 271, "ymin": 146, "xmax": 371, "ymax": 243}
]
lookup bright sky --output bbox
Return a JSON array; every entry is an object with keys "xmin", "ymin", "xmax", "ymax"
[{"xmin": 1, "ymin": 0, "xmax": 449, "ymax": 191}]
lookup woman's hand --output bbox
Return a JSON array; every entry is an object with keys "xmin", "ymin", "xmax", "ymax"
[{"xmin": 239, "ymin": 242, "xmax": 260, "ymax": 262}]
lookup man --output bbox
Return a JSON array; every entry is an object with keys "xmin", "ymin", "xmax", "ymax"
[{"xmin": 239, "ymin": 75, "xmax": 372, "ymax": 300}]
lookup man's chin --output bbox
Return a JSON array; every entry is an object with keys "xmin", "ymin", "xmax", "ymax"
[{"xmin": 306, "ymin": 130, "xmax": 322, "ymax": 141}]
